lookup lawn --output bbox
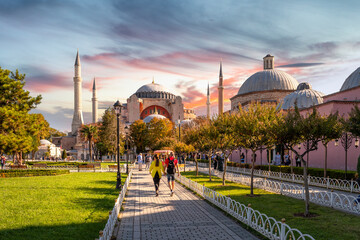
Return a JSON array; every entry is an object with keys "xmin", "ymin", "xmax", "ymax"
[
  {"xmin": 0, "ymin": 172, "xmax": 127, "ymax": 240},
  {"xmin": 181, "ymin": 171, "xmax": 360, "ymax": 240}
]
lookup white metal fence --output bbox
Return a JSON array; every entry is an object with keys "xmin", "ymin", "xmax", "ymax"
[
  {"xmin": 193, "ymin": 162, "xmax": 360, "ymax": 193},
  {"xmin": 176, "ymin": 174, "xmax": 315, "ymax": 240},
  {"xmin": 197, "ymin": 167, "xmax": 360, "ymax": 215},
  {"xmin": 98, "ymin": 170, "xmax": 133, "ymax": 240}
]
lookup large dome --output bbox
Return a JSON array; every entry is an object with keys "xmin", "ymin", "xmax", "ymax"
[
  {"xmin": 282, "ymin": 82, "xmax": 324, "ymax": 110},
  {"xmin": 238, "ymin": 69, "xmax": 298, "ymax": 95},
  {"xmin": 135, "ymin": 81, "xmax": 175, "ymax": 99},
  {"xmin": 340, "ymin": 67, "xmax": 360, "ymax": 91},
  {"xmin": 237, "ymin": 54, "xmax": 298, "ymax": 95}
]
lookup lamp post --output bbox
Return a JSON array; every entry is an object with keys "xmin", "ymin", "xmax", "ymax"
[
  {"xmin": 113, "ymin": 100, "xmax": 123, "ymax": 190},
  {"xmin": 125, "ymin": 125, "xmax": 129, "ymax": 174}
]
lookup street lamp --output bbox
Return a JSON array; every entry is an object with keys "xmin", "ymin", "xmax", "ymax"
[
  {"xmin": 113, "ymin": 100, "xmax": 123, "ymax": 190},
  {"xmin": 124, "ymin": 125, "xmax": 130, "ymax": 174}
]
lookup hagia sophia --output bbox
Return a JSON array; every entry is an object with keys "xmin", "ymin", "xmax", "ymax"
[{"xmin": 51, "ymin": 51, "xmax": 360, "ymax": 171}]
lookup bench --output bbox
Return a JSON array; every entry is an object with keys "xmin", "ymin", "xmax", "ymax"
[
  {"xmin": 93, "ymin": 163, "xmax": 101, "ymax": 168},
  {"xmin": 78, "ymin": 164, "xmax": 95, "ymax": 171},
  {"xmin": 108, "ymin": 165, "xmax": 118, "ymax": 171},
  {"xmin": 10, "ymin": 165, "xmax": 28, "ymax": 169},
  {"xmin": 33, "ymin": 163, "xmax": 47, "ymax": 168}
]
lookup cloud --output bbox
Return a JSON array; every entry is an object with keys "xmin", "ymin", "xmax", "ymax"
[{"xmin": 277, "ymin": 63, "xmax": 324, "ymax": 68}]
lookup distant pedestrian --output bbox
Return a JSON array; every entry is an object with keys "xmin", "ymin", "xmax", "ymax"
[
  {"xmin": 0, "ymin": 156, "xmax": 5, "ymax": 169},
  {"xmin": 145, "ymin": 153, "xmax": 151, "ymax": 170},
  {"xmin": 240, "ymin": 153, "xmax": 245, "ymax": 164},
  {"xmin": 284, "ymin": 154, "xmax": 291, "ymax": 166},
  {"xmin": 274, "ymin": 152, "xmax": 281, "ymax": 166},
  {"xmin": 149, "ymin": 155, "xmax": 164, "ymax": 197},
  {"xmin": 137, "ymin": 153, "xmax": 143, "ymax": 171},
  {"xmin": 355, "ymin": 173, "xmax": 360, "ymax": 186},
  {"xmin": 295, "ymin": 156, "xmax": 301, "ymax": 167},
  {"xmin": 164, "ymin": 152, "xmax": 180, "ymax": 196}
]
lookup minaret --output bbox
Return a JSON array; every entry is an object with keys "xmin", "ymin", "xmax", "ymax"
[
  {"xmin": 92, "ymin": 77, "xmax": 98, "ymax": 123},
  {"xmin": 206, "ymin": 83, "xmax": 210, "ymax": 119},
  {"xmin": 71, "ymin": 50, "xmax": 84, "ymax": 135},
  {"xmin": 218, "ymin": 61, "xmax": 224, "ymax": 114}
]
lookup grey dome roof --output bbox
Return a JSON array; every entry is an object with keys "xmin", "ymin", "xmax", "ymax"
[
  {"xmin": 238, "ymin": 69, "xmax": 298, "ymax": 95},
  {"xmin": 282, "ymin": 82, "xmax": 324, "ymax": 110},
  {"xmin": 135, "ymin": 82, "xmax": 175, "ymax": 99},
  {"xmin": 143, "ymin": 114, "xmax": 167, "ymax": 123},
  {"xmin": 340, "ymin": 67, "xmax": 360, "ymax": 91},
  {"xmin": 136, "ymin": 83, "xmax": 168, "ymax": 93},
  {"xmin": 40, "ymin": 139, "xmax": 52, "ymax": 146}
]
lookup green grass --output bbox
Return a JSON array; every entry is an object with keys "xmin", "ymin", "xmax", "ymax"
[
  {"xmin": 182, "ymin": 171, "xmax": 360, "ymax": 240},
  {"xmin": 0, "ymin": 172, "xmax": 127, "ymax": 240}
]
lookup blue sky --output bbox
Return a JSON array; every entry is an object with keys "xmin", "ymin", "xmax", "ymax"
[{"xmin": 1, "ymin": 0, "xmax": 360, "ymax": 131}]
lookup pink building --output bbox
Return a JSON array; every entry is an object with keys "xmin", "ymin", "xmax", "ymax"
[{"xmin": 229, "ymin": 65, "xmax": 360, "ymax": 171}]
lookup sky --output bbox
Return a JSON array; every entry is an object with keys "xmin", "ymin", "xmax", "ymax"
[{"xmin": 1, "ymin": 0, "xmax": 360, "ymax": 132}]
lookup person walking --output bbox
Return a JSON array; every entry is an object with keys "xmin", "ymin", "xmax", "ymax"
[
  {"xmin": 274, "ymin": 152, "xmax": 281, "ymax": 166},
  {"xmin": 145, "ymin": 153, "xmax": 152, "ymax": 170},
  {"xmin": 149, "ymin": 154, "xmax": 164, "ymax": 196},
  {"xmin": 164, "ymin": 152, "xmax": 180, "ymax": 196},
  {"xmin": 0, "ymin": 156, "xmax": 5, "ymax": 170},
  {"xmin": 295, "ymin": 156, "xmax": 301, "ymax": 167},
  {"xmin": 137, "ymin": 153, "xmax": 143, "ymax": 171}
]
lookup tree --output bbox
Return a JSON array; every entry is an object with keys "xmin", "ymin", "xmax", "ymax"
[
  {"xmin": 234, "ymin": 103, "xmax": 283, "ymax": 195},
  {"xmin": 130, "ymin": 120, "xmax": 148, "ymax": 154},
  {"xmin": 97, "ymin": 108, "xmax": 117, "ymax": 159},
  {"xmin": 29, "ymin": 114, "xmax": 50, "ymax": 160},
  {"xmin": 345, "ymin": 105, "xmax": 360, "ymax": 176},
  {"xmin": 210, "ymin": 113, "xmax": 238, "ymax": 185},
  {"xmin": 61, "ymin": 149, "xmax": 67, "ymax": 160},
  {"xmin": 147, "ymin": 118, "xmax": 174, "ymax": 151},
  {"xmin": 276, "ymin": 107, "xmax": 340, "ymax": 216},
  {"xmin": 320, "ymin": 113, "xmax": 343, "ymax": 177},
  {"xmin": 80, "ymin": 124, "xmax": 98, "ymax": 161},
  {"xmin": 48, "ymin": 127, "xmax": 66, "ymax": 140}
]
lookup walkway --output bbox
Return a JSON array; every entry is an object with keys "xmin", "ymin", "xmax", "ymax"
[{"xmin": 114, "ymin": 170, "xmax": 258, "ymax": 240}]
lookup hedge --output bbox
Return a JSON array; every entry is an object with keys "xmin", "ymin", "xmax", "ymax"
[
  {"xmin": 0, "ymin": 169, "xmax": 70, "ymax": 178},
  {"xmin": 25, "ymin": 161, "xmax": 87, "ymax": 166},
  {"xmin": 187, "ymin": 159, "xmax": 357, "ymax": 180}
]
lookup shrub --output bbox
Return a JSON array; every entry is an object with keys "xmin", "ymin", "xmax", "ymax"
[{"xmin": 0, "ymin": 169, "xmax": 70, "ymax": 178}]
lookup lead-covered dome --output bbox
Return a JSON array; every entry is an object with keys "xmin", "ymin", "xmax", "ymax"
[
  {"xmin": 135, "ymin": 81, "xmax": 175, "ymax": 99},
  {"xmin": 282, "ymin": 82, "xmax": 324, "ymax": 110},
  {"xmin": 340, "ymin": 67, "xmax": 360, "ymax": 91},
  {"xmin": 237, "ymin": 55, "xmax": 298, "ymax": 95}
]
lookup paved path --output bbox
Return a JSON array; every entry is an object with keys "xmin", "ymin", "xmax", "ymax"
[{"xmin": 114, "ymin": 170, "xmax": 258, "ymax": 240}]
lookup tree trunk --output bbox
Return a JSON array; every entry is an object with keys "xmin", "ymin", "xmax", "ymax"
[
  {"xmin": 208, "ymin": 151, "xmax": 212, "ymax": 181},
  {"xmin": 324, "ymin": 144, "xmax": 328, "ymax": 178},
  {"xmin": 302, "ymin": 155, "xmax": 310, "ymax": 216},
  {"xmin": 222, "ymin": 155, "xmax": 228, "ymax": 186},
  {"xmin": 195, "ymin": 154, "xmax": 198, "ymax": 176},
  {"xmin": 88, "ymin": 139, "xmax": 92, "ymax": 162},
  {"xmin": 250, "ymin": 151, "xmax": 255, "ymax": 195}
]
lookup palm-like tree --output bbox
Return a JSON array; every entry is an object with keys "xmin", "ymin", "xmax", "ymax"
[{"xmin": 80, "ymin": 124, "xmax": 98, "ymax": 161}]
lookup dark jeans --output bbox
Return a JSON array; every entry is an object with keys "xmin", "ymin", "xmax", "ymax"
[
  {"xmin": 296, "ymin": 161, "xmax": 301, "ymax": 167},
  {"xmin": 153, "ymin": 172, "xmax": 160, "ymax": 191}
]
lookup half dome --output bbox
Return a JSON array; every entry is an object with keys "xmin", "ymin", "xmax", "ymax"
[
  {"xmin": 143, "ymin": 114, "xmax": 167, "ymax": 123},
  {"xmin": 340, "ymin": 67, "xmax": 360, "ymax": 91},
  {"xmin": 282, "ymin": 82, "xmax": 324, "ymax": 110}
]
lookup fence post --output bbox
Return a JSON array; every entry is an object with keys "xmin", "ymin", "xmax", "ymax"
[
  {"xmin": 292, "ymin": 173, "xmax": 295, "ymax": 182},
  {"xmin": 280, "ymin": 182, "xmax": 283, "ymax": 195},
  {"xmin": 351, "ymin": 180, "xmax": 354, "ymax": 193},
  {"xmin": 227, "ymin": 196, "xmax": 231, "ymax": 212},
  {"xmin": 280, "ymin": 218, "xmax": 286, "ymax": 240},
  {"xmin": 203, "ymin": 184, "xmax": 205, "ymax": 198},
  {"xmin": 330, "ymin": 189, "xmax": 334, "ymax": 208},
  {"xmin": 327, "ymin": 176, "xmax": 329, "ymax": 189},
  {"xmin": 247, "ymin": 204, "xmax": 252, "ymax": 226}
]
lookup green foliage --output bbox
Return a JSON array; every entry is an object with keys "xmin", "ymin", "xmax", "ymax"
[
  {"xmin": 0, "ymin": 169, "xmax": 69, "ymax": 178},
  {"xmin": 345, "ymin": 105, "xmax": 360, "ymax": 137},
  {"xmin": 97, "ymin": 108, "xmax": 117, "ymax": 156},
  {"xmin": 147, "ymin": 117, "xmax": 174, "ymax": 151},
  {"xmin": 80, "ymin": 124, "xmax": 99, "ymax": 161},
  {"xmin": 61, "ymin": 149, "xmax": 67, "ymax": 160},
  {"xmin": 48, "ymin": 127, "xmax": 66, "ymax": 139},
  {"xmin": 130, "ymin": 120, "xmax": 148, "ymax": 153},
  {"xmin": 0, "ymin": 172, "xmax": 127, "ymax": 240}
]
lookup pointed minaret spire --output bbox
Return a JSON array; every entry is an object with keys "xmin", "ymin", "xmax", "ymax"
[
  {"xmin": 92, "ymin": 77, "xmax": 98, "ymax": 123},
  {"xmin": 218, "ymin": 60, "xmax": 224, "ymax": 115},
  {"xmin": 206, "ymin": 83, "xmax": 211, "ymax": 119},
  {"xmin": 72, "ymin": 50, "xmax": 84, "ymax": 135}
]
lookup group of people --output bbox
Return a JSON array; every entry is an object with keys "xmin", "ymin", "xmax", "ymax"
[{"xmin": 137, "ymin": 152, "xmax": 180, "ymax": 197}]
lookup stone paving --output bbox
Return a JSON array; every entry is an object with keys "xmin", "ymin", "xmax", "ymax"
[{"xmin": 114, "ymin": 170, "xmax": 259, "ymax": 240}]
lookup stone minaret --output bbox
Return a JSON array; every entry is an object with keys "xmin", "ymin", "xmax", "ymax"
[
  {"xmin": 263, "ymin": 54, "xmax": 274, "ymax": 69},
  {"xmin": 206, "ymin": 83, "xmax": 210, "ymax": 119},
  {"xmin": 218, "ymin": 61, "xmax": 224, "ymax": 114},
  {"xmin": 92, "ymin": 77, "xmax": 98, "ymax": 123},
  {"xmin": 71, "ymin": 50, "xmax": 84, "ymax": 135}
]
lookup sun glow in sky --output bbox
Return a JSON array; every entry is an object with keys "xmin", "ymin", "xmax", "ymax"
[{"xmin": 1, "ymin": 0, "xmax": 360, "ymax": 131}]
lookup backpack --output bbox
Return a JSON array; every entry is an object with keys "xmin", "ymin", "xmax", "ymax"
[{"xmin": 167, "ymin": 158, "xmax": 176, "ymax": 174}]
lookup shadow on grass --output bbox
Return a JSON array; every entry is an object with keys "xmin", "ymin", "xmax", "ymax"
[{"xmin": 0, "ymin": 222, "xmax": 106, "ymax": 240}]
